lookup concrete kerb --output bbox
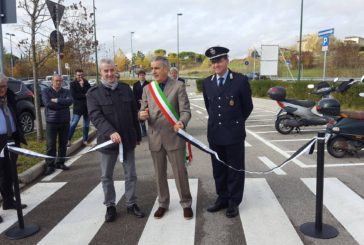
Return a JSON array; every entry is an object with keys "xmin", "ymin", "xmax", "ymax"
[{"xmin": 18, "ymin": 129, "xmax": 97, "ymax": 185}]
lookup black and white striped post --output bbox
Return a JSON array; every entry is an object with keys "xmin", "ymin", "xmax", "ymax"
[{"xmin": 300, "ymin": 132, "xmax": 338, "ymax": 239}]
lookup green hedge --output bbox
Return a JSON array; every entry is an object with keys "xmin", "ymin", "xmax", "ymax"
[
  {"xmin": 195, "ymin": 79, "xmax": 364, "ymax": 110},
  {"xmin": 120, "ymin": 79, "xmax": 138, "ymax": 86}
]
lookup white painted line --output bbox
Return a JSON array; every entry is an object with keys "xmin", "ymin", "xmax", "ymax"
[
  {"xmin": 249, "ymin": 114, "xmax": 274, "ymax": 118},
  {"xmin": 205, "ymin": 116, "xmax": 209, "ymax": 119},
  {"xmin": 258, "ymin": 156, "xmax": 287, "ymax": 175},
  {"xmin": 245, "ymin": 141, "xmax": 252, "ymax": 147},
  {"xmin": 241, "ymin": 179, "xmax": 303, "ymax": 245},
  {"xmin": 42, "ymin": 139, "xmax": 96, "ymax": 182},
  {"xmin": 246, "ymin": 124, "xmax": 273, "ymax": 128},
  {"xmin": 246, "ymin": 128, "xmax": 308, "ymax": 168},
  {"xmin": 39, "ymin": 181, "xmax": 125, "ymax": 245},
  {"xmin": 247, "ymin": 119, "xmax": 274, "ymax": 122},
  {"xmin": 195, "ymin": 110, "xmax": 202, "ymax": 114},
  {"xmin": 254, "ymin": 129, "xmax": 321, "ymax": 134},
  {"xmin": 190, "ymin": 103, "xmax": 206, "ymax": 111},
  {"xmin": 286, "ymin": 150, "xmax": 327, "ymax": 153},
  {"xmin": 138, "ymin": 179, "xmax": 198, "ymax": 245},
  {"xmin": 270, "ymin": 138, "xmax": 312, "ymax": 142},
  {"xmin": 302, "ymin": 178, "xmax": 364, "ymax": 244},
  {"xmin": 190, "ymin": 98, "xmax": 204, "ymax": 101},
  {"xmin": 0, "ymin": 182, "xmax": 66, "ymax": 233}
]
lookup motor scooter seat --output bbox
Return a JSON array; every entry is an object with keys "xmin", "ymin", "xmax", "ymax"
[
  {"xmin": 340, "ymin": 110, "xmax": 364, "ymax": 120},
  {"xmin": 285, "ymin": 99, "xmax": 316, "ymax": 108}
]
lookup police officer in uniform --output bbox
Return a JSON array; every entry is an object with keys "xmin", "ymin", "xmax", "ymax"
[{"xmin": 202, "ymin": 46, "xmax": 253, "ymax": 218}]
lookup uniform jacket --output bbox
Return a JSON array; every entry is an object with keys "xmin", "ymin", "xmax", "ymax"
[
  {"xmin": 70, "ymin": 79, "xmax": 91, "ymax": 115},
  {"xmin": 0, "ymin": 89, "xmax": 27, "ymax": 147},
  {"xmin": 140, "ymin": 78, "xmax": 191, "ymax": 151},
  {"xmin": 132, "ymin": 80, "xmax": 149, "ymax": 110},
  {"xmin": 202, "ymin": 70, "xmax": 253, "ymax": 145},
  {"xmin": 87, "ymin": 83, "xmax": 141, "ymax": 156},
  {"xmin": 42, "ymin": 87, "xmax": 73, "ymax": 123}
]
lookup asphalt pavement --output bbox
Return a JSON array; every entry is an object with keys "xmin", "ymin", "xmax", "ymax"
[{"xmin": 1, "ymin": 80, "xmax": 364, "ymax": 245}]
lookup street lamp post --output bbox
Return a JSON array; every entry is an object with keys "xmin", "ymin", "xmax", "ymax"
[
  {"xmin": 177, "ymin": 13, "xmax": 183, "ymax": 70},
  {"xmin": 297, "ymin": 0, "xmax": 304, "ymax": 82},
  {"xmin": 112, "ymin": 35, "xmax": 116, "ymax": 63},
  {"xmin": 6, "ymin": 33, "xmax": 15, "ymax": 77},
  {"xmin": 92, "ymin": 0, "xmax": 99, "ymax": 83},
  {"xmin": 130, "ymin": 31, "xmax": 134, "ymax": 77}
]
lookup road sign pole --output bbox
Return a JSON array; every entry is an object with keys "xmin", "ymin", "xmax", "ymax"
[
  {"xmin": 56, "ymin": 3, "xmax": 62, "ymax": 76},
  {"xmin": 253, "ymin": 52, "xmax": 256, "ymax": 75},
  {"xmin": 322, "ymin": 51, "xmax": 327, "ymax": 81}
]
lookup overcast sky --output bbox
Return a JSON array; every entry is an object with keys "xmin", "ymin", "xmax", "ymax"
[{"xmin": 2, "ymin": 0, "xmax": 364, "ymax": 59}]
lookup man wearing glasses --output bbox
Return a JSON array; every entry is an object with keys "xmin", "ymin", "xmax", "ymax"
[{"xmin": 68, "ymin": 69, "xmax": 92, "ymax": 146}]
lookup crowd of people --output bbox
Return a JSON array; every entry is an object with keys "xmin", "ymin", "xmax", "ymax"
[{"xmin": 0, "ymin": 46, "xmax": 253, "ymax": 224}]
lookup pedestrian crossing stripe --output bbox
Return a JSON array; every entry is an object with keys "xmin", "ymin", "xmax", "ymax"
[
  {"xmin": 38, "ymin": 181, "xmax": 125, "ymax": 245},
  {"xmin": 0, "ymin": 182, "xmax": 66, "ymax": 234},
  {"xmin": 302, "ymin": 178, "xmax": 364, "ymax": 244},
  {"xmin": 1, "ymin": 178, "xmax": 363, "ymax": 244}
]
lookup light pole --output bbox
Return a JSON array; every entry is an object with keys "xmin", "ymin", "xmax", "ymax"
[
  {"xmin": 177, "ymin": 13, "xmax": 183, "ymax": 70},
  {"xmin": 112, "ymin": 35, "xmax": 116, "ymax": 63},
  {"xmin": 6, "ymin": 33, "xmax": 15, "ymax": 77},
  {"xmin": 92, "ymin": 0, "xmax": 99, "ymax": 83},
  {"xmin": 297, "ymin": 0, "xmax": 304, "ymax": 82},
  {"xmin": 130, "ymin": 31, "xmax": 134, "ymax": 77}
]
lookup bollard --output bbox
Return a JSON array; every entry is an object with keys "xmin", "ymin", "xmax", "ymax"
[
  {"xmin": 300, "ymin": 132, "xmax": 338, "ymax": 239},
  {"xmin": 4, "ymin": 142, "xmax": 40, "ymax": 240}
]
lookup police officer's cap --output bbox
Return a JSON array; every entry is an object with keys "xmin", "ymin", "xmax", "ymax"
[{"xmin": 205, "ymin": 46, "xmax": 229, "ymax": 61}]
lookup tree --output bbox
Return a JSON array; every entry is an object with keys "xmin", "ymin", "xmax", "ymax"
[
  {"xmin": 154, "ymin": 49, "xmax": 166, "ymax": 56},
  {"xmin": 115, "ymin": 48, "xmax": 129, "ymax": 72}
]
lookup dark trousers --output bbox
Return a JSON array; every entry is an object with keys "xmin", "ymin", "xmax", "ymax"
[
  {"xmin": 0, "ymin": 135, "xmax": 18, "ymax": 203},
  {"xmin": 210, "ymin": 141, "xmax": 245, "ymax": 207},
  {"xmin": 46, "ymin": 122, "xmax": 69, "ymax": 167}
]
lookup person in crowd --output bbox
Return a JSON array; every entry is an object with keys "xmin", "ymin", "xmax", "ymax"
[
  {"xmin": 202, "ymin": 46, "xmax": 253, "ymax": 218},
  {"xmin": 87, "ymin": 58, "xmax": 144, "ymax": 222},
  {"xmin": 0, "ymin": 74, "xmax": 27, "ymax": 223},
  {"xmin": 170, "ymin": 67, "xmax": 185, "ymax": 83},
  {"xmin": 42, "ymin": 74, "xmax": 73, "ymax": 175},
  {"xmin": 139, "ymin": 56, "xmax": 193, "ymax": 220},
  {"xmin": 132, "ymin": 70, "xmax": 149, "ymax": 137},
  {"xmin": 68, "ymin": 69, "xmax": 92, "ymax": 147}
]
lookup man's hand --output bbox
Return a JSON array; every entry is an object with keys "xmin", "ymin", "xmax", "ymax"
[
  {"xmin": 139, "ymin": 108, "xmax": 149, "ymax": 121},
  {"xmin": 51, "ymin": 98, "xmax": 58, "ymax": 103},
  {"xmin": 110, "ymin": 132, "xmax": 122, "ymax": 144},
  {"xmin": 173, "ymin": 121, "xmax": 184, "ymax": 132}
]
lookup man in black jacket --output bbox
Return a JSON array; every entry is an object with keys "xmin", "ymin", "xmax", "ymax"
[
  {"xmin": 132, "ymin": 70, "xmax": 149, "ymax": 137},
  {"xmin": 68, "ymin": 69, "xmax": 92, "ymax": 146},
  {"xmin": 42, "ymin": 74, "xmax": 73, "ymax": 175},
  {"xmin": 87, "ymin": 58, "xmax": 144, "ymax": 222},
  {"xmin": 0, "ymin": 74, "xmax": 27, "ymax": 223}
]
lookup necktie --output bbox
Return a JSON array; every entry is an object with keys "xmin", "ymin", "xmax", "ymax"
[
  {"xmin": 159, "ymin": 83, "xmax": 165, "ymax": 91},
  {"xmin": 0, "ymin": 104, "xmax": 13, "ymax": 137},
  {"xmin": 218, "ymin": 77, "xmax": 224, "ymax": 87}
]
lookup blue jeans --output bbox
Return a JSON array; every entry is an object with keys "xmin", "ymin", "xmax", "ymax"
[{"xmin": 68, "ymin": 114, "xmax": 90, "ymax": 142}]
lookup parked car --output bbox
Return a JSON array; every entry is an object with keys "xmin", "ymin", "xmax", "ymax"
[
  {"xmin": 8, "ymin": 78, "xmax": 36, "ymax": 133},
  {"xmin": 23, "ymin": 80, "xmax": 48, "ymax": 106}
]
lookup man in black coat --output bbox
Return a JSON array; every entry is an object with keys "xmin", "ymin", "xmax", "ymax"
[
  {"xmin": 87, "ymin": 58, "xmax": 144, "ymax": 222},
  {"xmin": 202, "ymin": 46, "xmax": 253, "ymax": 218},
  {"xmin": 0, "ymin": 74, "xmax": 27, "ymax": 223},
  {"xmin": 132, "ymin": 69, "xmax": 149, "ymax": 136},
  {"xmin": 42, "ymin": 74, "xmax": 73, "ymax": 175},
  {"xmin": 68, "ymin": 69, "xmax": 92, "ymax": 146}
]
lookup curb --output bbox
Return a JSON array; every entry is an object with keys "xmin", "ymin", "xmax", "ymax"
[{"xmin": 18, "ymin": 130, "xmax": 97, "ymax": 185}]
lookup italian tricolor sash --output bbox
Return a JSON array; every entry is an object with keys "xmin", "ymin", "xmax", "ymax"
[{"xmin": 148, "ymin": 81, "xmax": 192, "ymax": 164}]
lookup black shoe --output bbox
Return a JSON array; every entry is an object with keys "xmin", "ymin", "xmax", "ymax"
[
  {"xmin": 3, "ymin": 201, "xmax": 27, "ymax": 210},
  {"xmin": 226, "ymin": 206, "xmax": 239, "ymax": 218},
  {"xmin": 127, "ymin": 204, "xmax": 145, "ymax": 218},
  {"xmin": 0, "ymin": 215, "xmax": 3, "ymax": 223},
  {"xmin": 105, "ymin": 206, "xmax": 117, "ymax": 222},
  {"xmin": 207, "ymin": 202, "xmax": 228, "ymax": 213},
  {"xmin": 56, "ymin": 164, "xmax": 70, "ymax": 170},
  {"xmin": 44, "ymin": 166, "xmax": 55, "ymax": 175}
]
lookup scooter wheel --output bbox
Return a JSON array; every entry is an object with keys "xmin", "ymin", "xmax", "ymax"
[
  {"xmin": 327, "ymin": 137, "xmax": 347, "ymax": 158},
  {"xmin": 275, "ymin": 116, "xmax": 294, "ymax": 134}
]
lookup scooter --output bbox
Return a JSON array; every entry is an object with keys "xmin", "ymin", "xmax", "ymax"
[
  {"xmin": 325, "ymin": 77, "xmax": 364, "ymax": 157},
  {"xmin": 268, "ymin": 80, "xmax": 337, "ymax": 134}
]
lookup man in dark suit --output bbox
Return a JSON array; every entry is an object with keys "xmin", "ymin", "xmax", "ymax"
[
  {"xmin": 202, "ymin": 46, "xmax": 253, "ymax": 218},
  {"xmin": 0, "ymin": 74, "xmax": 27, "ymax": 223},
  {"xmin": 132, "ymin": 70, "xmax": 149, "ymax": 136},
  {"xmin": 170, "ymin": 67, "xmax": 185, "ymax": 83}
]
